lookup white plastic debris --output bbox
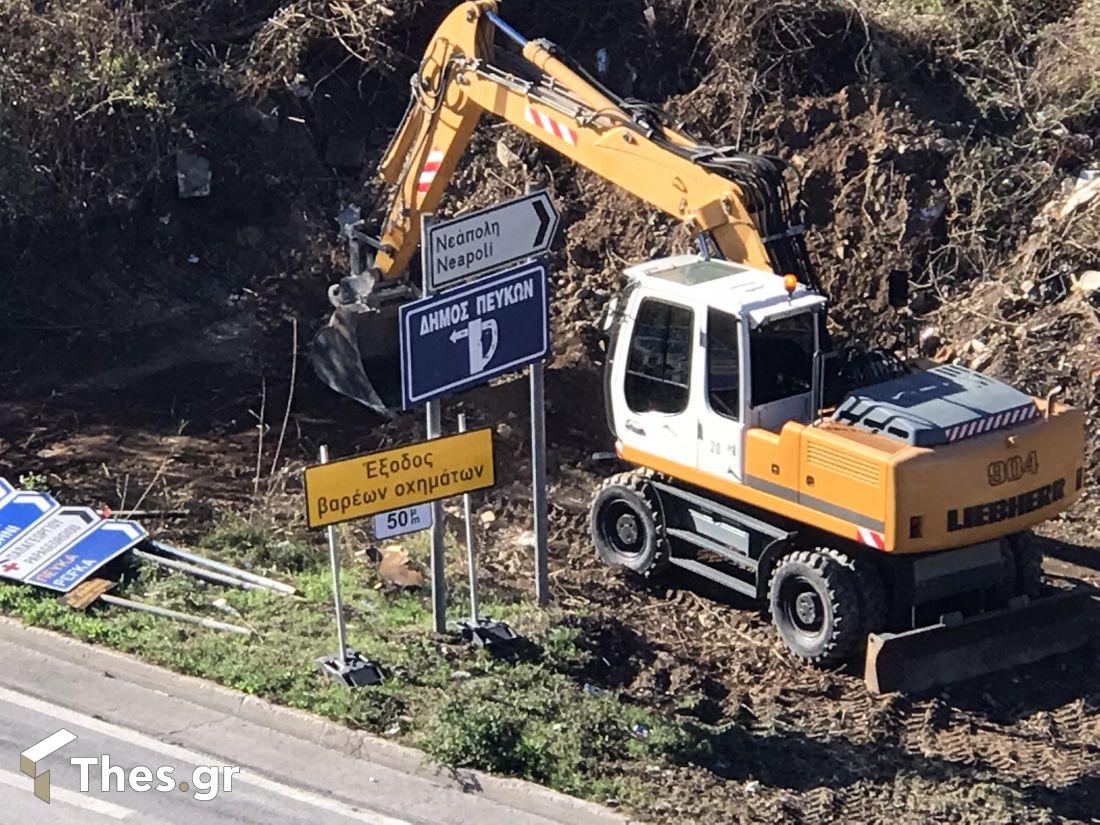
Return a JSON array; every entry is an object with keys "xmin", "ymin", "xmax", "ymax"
[
  {"xmin": 176, "ymin": 152, "xmax": 211, "ymax": 198},
  {"xmin": 596, "ymin": 48, "xmax": 610, "ymax": 77},
  {"xmin": 1073, "ymin": 270, "xmax": 1100, "ymax": 297}
]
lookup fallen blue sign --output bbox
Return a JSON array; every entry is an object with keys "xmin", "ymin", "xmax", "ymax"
[
  {"xmin": 25, "ymin": 519, "xmax": 147, "ymax": 592},
  {"xmin": 0, "ymin": 506, "xmax": 99, "ymax": 582},
  {"xmin": 399, "ymin": 259, "xmax": 549, "ymax": 408},
  {"xmin": 0, "ymin": 491, "xmax": 58, "ymax": 554}
]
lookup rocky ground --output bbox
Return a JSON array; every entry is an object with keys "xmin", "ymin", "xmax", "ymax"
[{"xmin": 1, "ymin": 1, "xmax": 1098, "ymax": 821}]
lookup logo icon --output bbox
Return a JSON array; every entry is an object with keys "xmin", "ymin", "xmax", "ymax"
[
  {"xmin": 20, "ymin": 729, "xmax": 77, "ymax": 803},
  {"xmin": 450, "ymin": 317, "xmax": 499, "ymax": 374}
]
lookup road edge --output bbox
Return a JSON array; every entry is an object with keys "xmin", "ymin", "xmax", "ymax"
[{"xmin": 0, "ymin": 615, "xmax": 631, "ymax": 825}]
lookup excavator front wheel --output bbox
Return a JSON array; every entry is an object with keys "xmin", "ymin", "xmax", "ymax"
[
  {"xmin": 769, "ymin": 548, "xmax": 865, "ymax": 666},
  {"xmin": 590, "ymin": 473, "xmax": 667, "ymax": 576}
]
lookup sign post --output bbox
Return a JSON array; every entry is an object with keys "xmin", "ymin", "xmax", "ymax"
[
  {"xmin": 400, "ymin": 191, "xmax": 559, "ymax": 619},
  {"xmin": 455, "ymin": 412, "xmax": 518, "ymax": 648},
  {"xmin": 530, "ymin": 363, "xmax": 549, "ymax": 605},
  {"xmin": 426, "ymin": 400, "xmax": 447, "ymax": 634},
  {"xmin": 314, "ymin": 445, "xmax": 383, "ymax": 688},
  {"xmin": 459, "ymin": 413, "xmax": 478, "ymax": 622}
]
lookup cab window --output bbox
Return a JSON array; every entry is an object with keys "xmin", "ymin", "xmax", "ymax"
[
  {"xmin": 750, "ymin": 313, "xmax": 814, "ymax": 406},
  {"xmin": 706, "ymin": 309, "xmax": 740, "ymax": 420},
  {"xmin": 625, "ymin": 299, "xmax": 693, "ymax": 414}
]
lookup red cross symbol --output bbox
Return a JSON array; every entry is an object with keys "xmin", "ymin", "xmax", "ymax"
[{"xmin": 2, "ymin": 562, "xmax": 19, "ymax": 572}]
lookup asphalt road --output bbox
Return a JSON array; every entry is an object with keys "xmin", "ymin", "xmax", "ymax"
[
  {"xmin": 0, "ymin": 686, "xmax": 405, "ymax": 824},
  {"xmin": 0, "ymin": 622, "xmax": 624, "ymax": 825}
]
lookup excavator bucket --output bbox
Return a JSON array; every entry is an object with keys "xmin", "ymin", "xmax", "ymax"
[
  {"xmin": 309, "ymin": 305, "xmax": 401, "ymax": 419},
  {"xmin": 864, "ymin": 586, "xmax": 1099, "ymax": 695}
]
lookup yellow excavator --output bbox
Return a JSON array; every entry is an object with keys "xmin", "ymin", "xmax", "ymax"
[{"xmin": 312, "ymin": 1, "xmax": 1096, "ymax": 693}]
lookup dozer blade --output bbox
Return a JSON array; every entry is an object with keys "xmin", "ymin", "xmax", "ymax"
[
  {"xmin": 865, "ymin": 586, "xmax": 1099, "ymax": 695},
  {"xmin": 309, "ymin": 305, "xmax": 401, "ymax": 419}
]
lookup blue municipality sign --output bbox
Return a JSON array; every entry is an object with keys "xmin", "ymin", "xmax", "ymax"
[
  {"xmin": 26, "ymin": 519, "xmax": 147, "ymax": 592},
  {"xmin": 399, "ymin": 259, "xmax": 549, "ymax": 408}
]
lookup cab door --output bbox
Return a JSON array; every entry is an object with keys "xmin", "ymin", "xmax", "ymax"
[
  {"xmin": 696, "ymin": 308, "xmax": 746, "ymax": 482},
  {"xmin": 743, "ymin": 311, "xmax": 817, "ymax": 432},
  {"xmin": 609, "ymin": 292, "xmax": 699, "ymax": 464}
]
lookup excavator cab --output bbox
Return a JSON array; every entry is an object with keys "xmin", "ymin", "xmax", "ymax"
[{"xmin": 606, "ymin": 254, "xmax": 826, "ymax": 482}]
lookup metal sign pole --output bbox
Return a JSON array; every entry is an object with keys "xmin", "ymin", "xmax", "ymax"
[
  {"xmin": 318, "ymin": 444, "xmax": 349, "ymax": 660},
  {"xmin": 458, "ymin": 413, "xmax": 479, "ymax": 623},
  {"xmin": 530, "ymin": 361, "xmax": 549, "ymax": 605},
  {"xmin": 426, "ymin": 401, "xmax": 447, "ymax": 634},
  {"xmin": 315, "ymin": 445, "xmax": 383, "ymax": 687},
  {"xmin": 421, "ymin": 211, "xmax": 448, "ymax": 635}
]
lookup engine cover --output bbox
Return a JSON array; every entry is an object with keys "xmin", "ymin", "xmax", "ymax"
[{"xmin": 832, "ymin": 364, "xmax": 1040, "ymax": 446}]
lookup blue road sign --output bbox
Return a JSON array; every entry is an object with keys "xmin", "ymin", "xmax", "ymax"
[
  {"xmin": 0, "ymin": 478, "xmax": 13, "ymax": 504},
  {"xmin": 25, "ymin": 519, "xmax": 147, "ymax": 592},
  {"xmin": 399, "ymin": 259, "xmax": 549, "ymax": 408},
  {"xmin": 0, "ymin": 506, "xmax": 99, "ymax": 582},
  {"xmin": 0, "ymin": 490, "xmax": 58, "ymax": 554}
]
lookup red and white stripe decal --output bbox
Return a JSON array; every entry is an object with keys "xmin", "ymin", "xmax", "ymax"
[
  {"xmin": 943, "ymin": 403, "xmax": 1040, "ymax": 443},
  {"xmin": 524, "ymin": 106, "xmax": 578, "ymax": 146},
  {"xmin": 857, "ymin": 527, "xmax": 886, "ymax": 550},
  {"xmin": 416, "ymin": 149, "xmax": 445, "ymax": 194}
]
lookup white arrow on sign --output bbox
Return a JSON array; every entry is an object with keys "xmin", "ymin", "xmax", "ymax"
[{"xmin": 423, "ymin": 190, "xmax": 559, "ymax": 291}]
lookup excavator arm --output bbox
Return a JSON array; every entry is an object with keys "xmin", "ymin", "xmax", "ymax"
[
  {"xmin": 314, "ymin": 1, "xmax": 815, "ymax": 413},
  {"xmin": 368, "ymin": 0, "xmax": 778, "ymax": 280}
]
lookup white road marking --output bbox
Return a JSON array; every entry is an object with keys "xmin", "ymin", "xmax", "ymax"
[
  {"xmin": 0, "ymin": 768, "xmax": 134, "ymax": 819},
  {"xmin": 0, "ymin": 687, "xmax": 410, "ymax": 825}
]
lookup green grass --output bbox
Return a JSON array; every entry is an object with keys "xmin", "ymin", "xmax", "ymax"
[{"xmin": 0, "ymin": 514, "xmax": 685, "ymax": 808}]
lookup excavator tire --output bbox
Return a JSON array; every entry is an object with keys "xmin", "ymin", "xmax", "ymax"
[
  {"xmin": 769, "ymin": 548, "xmax": 864, "ymax": 666},
  {"xmin": 849, "ymin": 554, "xmax": 889, "ymax": 635},
  {"xmin": 590, "ymin": 472, "xmax": 668, "ymax": 577}
]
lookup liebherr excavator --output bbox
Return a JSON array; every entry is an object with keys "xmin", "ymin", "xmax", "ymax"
[{"xmin": 313, "ymin": 1, "xmax": 1095, "ymax": 693}]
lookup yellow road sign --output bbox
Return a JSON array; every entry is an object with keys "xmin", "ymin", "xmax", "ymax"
[{"xmin": 304, "ymin": 429, "xmax": 495, "ymax": 528}]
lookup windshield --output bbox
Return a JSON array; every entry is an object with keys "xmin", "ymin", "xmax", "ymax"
[{"xmin": 749, "ymin": 312, "xmax": 815, "ymax": 406}]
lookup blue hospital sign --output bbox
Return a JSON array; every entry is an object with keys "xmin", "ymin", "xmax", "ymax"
[{"xmin": 25, "ymin": 519, "xmax": 147, "ymax": 592}]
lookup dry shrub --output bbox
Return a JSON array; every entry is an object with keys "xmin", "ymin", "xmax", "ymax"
[
  {"xmin": 243, "ymin": 0, "xmax": 418, "ymax": 96},
  {"xmin": 0, "ymin": 0, "xmax": 173, "ymax": 221},
  {"xmin": 1030, "ymin": 0, "xmax": 1100, "ymax": 129}
]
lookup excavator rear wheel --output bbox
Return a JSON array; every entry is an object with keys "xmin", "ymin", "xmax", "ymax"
[
  {"xmin": 769, "ymin": 548, "xmax": 864, "ymax": 666},
  {"xmin": 590, "ymin": 472, "xmax": 668, "ymax": 577}
]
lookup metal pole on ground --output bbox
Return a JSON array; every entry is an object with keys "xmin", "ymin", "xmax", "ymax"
[
  {"xmin": 132, "ymin": 549, "xmax": 276, "ymax": 593},
  {"xmin": 427, "ymin": 401, "xmax": 447, "ymax": 633},
  {"xmin": 458, "ymin": 413, "xmax": 479, "ymax": 623},
  {"xmin": 99, "ymin": 594, "xmax": 252, "ymax": 636},
  {"xmin": 144, "ymin": 540, "xmax": 296, "ymax": 595},
  {"xmin": 530, "ymin": 361, "xmax": 549, "ymax": 605}
]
